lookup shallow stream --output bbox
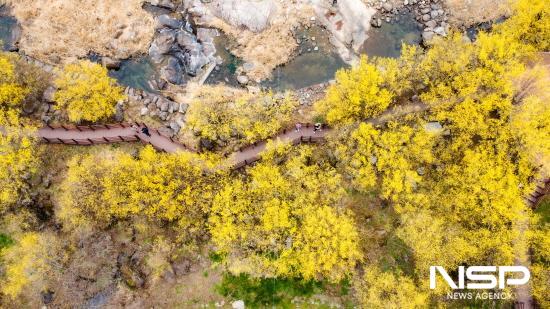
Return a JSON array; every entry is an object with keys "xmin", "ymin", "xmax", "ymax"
[{"xmin": 0, "ymin": 9, "xmax": 424, "ymax": 91}]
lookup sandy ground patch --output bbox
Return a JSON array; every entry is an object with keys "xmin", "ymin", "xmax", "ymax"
[
  {"xmin": 443, "ymin": 0, "xmax": 511, "ymax": 26},
  {"xmin": 6, "ymin": 0, "xmax": 155, "ymax": 64}
]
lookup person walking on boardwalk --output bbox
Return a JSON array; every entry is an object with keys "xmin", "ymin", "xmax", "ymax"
[
  {"xmin": 314, "ymin": 122, "xmax": 322, "ymax": 133},
  {"xmin": 141, "ymin": 127, "xmax": 151, "ymax": 137},
  {"xmin": 295, "ymin": 123, "xmax": 302, "ymax": 132}
]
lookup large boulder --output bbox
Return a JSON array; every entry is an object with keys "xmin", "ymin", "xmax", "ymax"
[
  {"xmin": 208, "ymin": 0, "xmax": 277, "ymax": 32},
  {"xmin": 186, "ymin": 51, "xmax": 209, "ymax": 76},
  {"xmin": 149, "ymin": 29, "xmax": 177, "ymax": 63},
  {"xmin": 156, "ymin": 14, "xmax": 183, "ymax": 29},
  {"xmin": 176, "ymin": 30, "xmax": 198, "ymax": 50},
  {"xmin": 160, "ymin": 56, "xmax": 184, "ymax": 84}
]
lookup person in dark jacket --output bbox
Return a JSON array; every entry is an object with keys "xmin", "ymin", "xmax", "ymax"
[{"xmin": 141, "ymin": 127, "xmax": 151, "ymax": 137}]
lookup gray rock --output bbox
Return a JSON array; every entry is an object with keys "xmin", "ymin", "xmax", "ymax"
[
  {"xmin": 424, "ymin": 121, "xmax": 443, "ymax": 133},
  {"xmin": 169, "ymin": 121, "xmax": 181, "ymax": 133},
  {"xmin": 22, "ymin": 102, "xmax": 37, "ymax": 115},
  {"xmin": 434, "ymin": 26, "xmax": 446, "ymax": 36},
  {"xmin": 186, "ymin": 52, "xmax": 209, "ymax": 76},
  {"xmin": 160, "ymin": 56, "xmax": 184, "ymax": 84},
  {"xmin": 172, "ymin": 102, "xmax": 180, "ymax": 111},
  {"xmin": 196, "ymin": 28, "xmax": 217, "ymax": 43},
  {"xmin": 421, "ymin": 7, "xmax": 431, "ymax": 14},
  {"xmin": 425, "ymin": 20, "xmax": 437, "ymax": 29},
  {"xmin": 41, "ymin": 115, "xmax": 51, "ymax": 124},
  {"xmin": 246, "ymin": 86, "xmax": 260, "ymax": 94},
  {"xmin": 160, "ymin": 101, "xmax": 169, "ymax": 112},
  {"xmin": 237, "ymin": 75, "xmax": 249, "ymax": 85},
  {"xmin": 422, "ymin": 30, "xmax": 435, "ymax": 43},
  {"xmin": 43, "ymin": 86, "xmax": 56, "ymax": 103},
  {"xmin": 178, "ymin": 103, "xmax": 189, "ymax": 114},
  {"xmin": 101, "ymin": 57, "xmax": 121, "ymax": 70},
  {"xmin": 7, "ymin": 23, "xmax": 21, "ymax": 51},
  {"xmin": 140, "ymin": 107, "xmax": 149, "ymax": 116},
  {"xmin": 422, "ymin": 14, "xmax": 431, "ymax": 22},
  {"xmin": 232, "ymin": 300, "xmax": 245, "ymax": 309},
  {"xmin": 176, "ymin": 30, "xmax": 197, "ymax": 49},
  {"xmin": 430, "ymin": 10, "xmax": 439, "ymax": 19},
  {"xmin": 242, "ymin": 62, "xmax": 255, "ymax": 72},
  {"xmin": 115, "ymin": 103, "xmax": 124, "ymax": 122},
  {"xmin": 371, "ymin": 17, "xmax": 382, "ymax": 27},
  {"xmin": 156, "ymin": 14, "xmax": 183, "ymax": 29},
  {"xmin": 200, "ymin": 138, "xmax": 215, "ymax": 151},
  {"xmin": 159, "ymin": 111, "xmax": 169, "ymax": 121},
  {"xmin": 155, "ymin": 0, "xmax": 176, "ymax": 10},
  {"xmin": 382, "ymin": 3, "xmax": 393, "ymax": 11},
  {"xmin": 202, "ymin": 41, "xmax": 216, "ymax": 58},
  {"xmin": 149, "ymin": 30, "xmax": 176, "ymax": 63}
]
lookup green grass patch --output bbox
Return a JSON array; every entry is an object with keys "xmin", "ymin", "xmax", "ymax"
[
  {"xmin": 0, "ymin": 233, "xmax": 14, "ymax": 250},
  {"xmin": 535, "ymin": 196, "xmax": 550, "ymax": 224},
  {"xmin": 215, "ymin": 273, "xmax": 323, "ymax": 308},
  {"xmin": 208, "ymin": 251, "xmax": 225, "ymax": 263}
]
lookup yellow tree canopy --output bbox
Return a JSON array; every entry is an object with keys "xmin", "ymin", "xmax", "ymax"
[
  {"xmin": 0, "ymin": 232, "xmax": 60, "ymax": 299},
  {"xmin": 332, "ymin": 121, "xmax": 435, "ymax": 201},
  {"xmin": 187, "ymin": 86, "xmax": 298, "ymax": 145},
  {"xmin": 0, "ymin": 111, "xmax": 40, "ymax": 213},
  {"xmin": 495, "ymin": 0, "xmax": 550, "ymax": 51},
  {"xmin": 315, "ymin": 56, "xmax": 394, "ymax": 126},
  {"xmin": 209, "ymin": 143, "xmax": 361, "ymax": 282},
  {"xmin": 0, "ymin": 53, "xmax": 27, "ymax": 111},
  {"xmin": 59, "ymin": 146, "xmax": 225, "ymax": 239},
  {"xmin": 54, "ymin": 60, "xmax": 125, "ymax": 122},
  {"xmin": 355, "ymin": 266, "xmax": 429, "ymax": 309}
]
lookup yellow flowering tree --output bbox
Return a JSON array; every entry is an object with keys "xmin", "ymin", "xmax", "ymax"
[
  {"xmin": 59, "ymin": 146, "xmax": 224, "ymax": 239},
  {"xmin": 209, "ymin": 143, "xmax": 361, "ymax": 282},
  {"xmin": 0, "ymin": 54, "xmax": 27, "ymax": 111},
  {"xmin": 495, "ymin": 0, "xmax": 550, "ymax": 51},
  {"xmin": 355, "ymin": 266, "xmax": 429, "ymax": 309},
  {"xmin": 0, "ymin": 111, "xmax": 40, "ymax": 213},
  {"xmin": 54, "ymin": 60, "xmax": 125, "ymax": 122},
  {"xmin": 0, "ymin": 232, "xmax": 60, "ymax": 299},
  {"xmin": 187, "ymin": 86, "xmax": 298, "ymax": 146},
  {"xmin": 314, "ymin": 56, "xmax": 394, "ymax": 126}
]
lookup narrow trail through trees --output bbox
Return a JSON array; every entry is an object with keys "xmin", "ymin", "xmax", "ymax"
[{"xmin": 38, "ymin": 102, "xmax": 428, "ymax": 168}]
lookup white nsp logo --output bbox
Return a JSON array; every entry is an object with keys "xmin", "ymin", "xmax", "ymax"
[{"xmin": 430, "ymin": 266, "xmax": 530, "ymax": 289}]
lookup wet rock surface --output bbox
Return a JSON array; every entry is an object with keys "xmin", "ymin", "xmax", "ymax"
[
  {"xmin": 146, "ymin": 2, "xmax": 218, "ymax": 88},
  {"xmin": 367, "ymin": 0, "xmax": 450, "ymax": 45}
]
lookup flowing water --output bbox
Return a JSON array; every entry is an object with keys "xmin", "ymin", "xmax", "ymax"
[
  {"xmin": 360, "ymin": 11, "xmax": 423, "ymax": 58},
  {"xmin": 261, "ymin": 12, "xmax": 422, "ymax": 90},
  {"xmin": 205, "ymin": 32, "xmax": 243, "ymax": 87},
  {"xmin": 261, "ymin": 26, "xmax": 348, "ymax": 91},
  {"xmin": 106, "ymin": 12, "xmax": 423, "ymax": 91},
  {"xmin": 0, "ymin": 8, "xmax": 16, "ymax": 50}
]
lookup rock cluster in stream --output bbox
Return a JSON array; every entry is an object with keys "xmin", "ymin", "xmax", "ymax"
[
  {"xmin": 145, "ymin": 0, "xmax": 219, "ymax": 90},
  {"xmin": 368, "ymin": 0, "xmax": 450, "ymax": 45}
]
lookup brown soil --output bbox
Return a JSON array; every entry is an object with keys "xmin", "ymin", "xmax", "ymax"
[{"xmin": 6, "ymin": 0, "xmax": 155, "ymax": 64}]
